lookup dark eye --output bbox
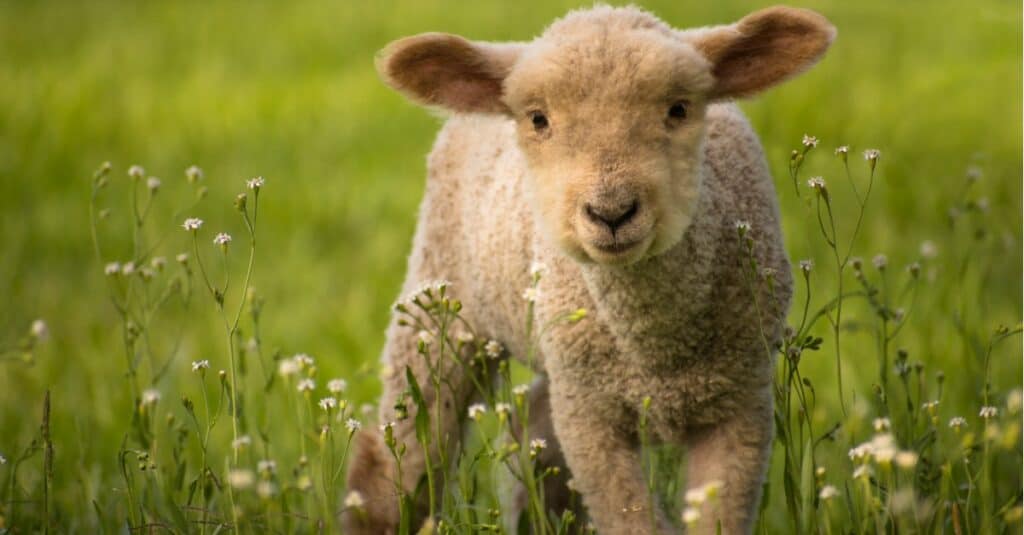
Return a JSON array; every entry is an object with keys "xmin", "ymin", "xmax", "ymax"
[
  {"xmin": 668, "ymin": 102, "xmax": 687, "ymax": 120},
  {"xmin": 530, "ymin": 111, "xmax": 549, "ymax": 131}
]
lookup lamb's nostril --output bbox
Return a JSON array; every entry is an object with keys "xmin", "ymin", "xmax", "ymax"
[{"xmin": 585, "ymin": 200, "xmax": 640, "ymax": 233}]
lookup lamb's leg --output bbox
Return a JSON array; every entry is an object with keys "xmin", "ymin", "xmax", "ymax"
[
  {"xmin": 684, "ymin": 390, "xmax": 773, "ymax": 535},
  {"xmin": 548, "ymin": 380, "xmax": 672, "ymax": 535},
  {"xmin": 343, "ymin": 320, "xmax": 478, "ymax": 534},
  {"xmin": 510, "ymin": 376, "xmax": 586, "ymax": 528}
]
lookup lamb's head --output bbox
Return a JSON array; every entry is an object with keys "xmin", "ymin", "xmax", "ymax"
[{"xmin": 377, "ymin": 6, "xmax": 835, "ymax": 265}]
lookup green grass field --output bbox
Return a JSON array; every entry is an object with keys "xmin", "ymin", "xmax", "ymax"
[{"xmin": 1, "ymin": 1, "xmax": 1020, "ymax": 533}]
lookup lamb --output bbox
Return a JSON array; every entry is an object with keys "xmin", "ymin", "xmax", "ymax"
[{"xmin": 345, "ymin": 5, "xmax": 835, "ymax": 534}]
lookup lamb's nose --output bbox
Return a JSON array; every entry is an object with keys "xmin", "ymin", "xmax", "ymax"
[{"xmin": 584, "ymin": 200, "xmax": 639, "ymax": 233}]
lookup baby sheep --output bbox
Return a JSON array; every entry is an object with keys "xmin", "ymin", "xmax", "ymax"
[{"xmin": 346, "ymin": 5, "xmax": 834, "ymax": 534}]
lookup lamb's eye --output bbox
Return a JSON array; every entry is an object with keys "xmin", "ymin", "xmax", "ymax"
[
  {"xmin": 668, "ymin": 102, "xmax": 687, "ymax": 120},
  {"xmin": 530, "ymin": 111, "xmax": 549, "ymax": 131}
]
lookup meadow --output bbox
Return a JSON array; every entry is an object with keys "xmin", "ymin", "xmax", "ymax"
[{"xmin": 0, "ymin": 1, "xmax": 1021, "ymax": 533}]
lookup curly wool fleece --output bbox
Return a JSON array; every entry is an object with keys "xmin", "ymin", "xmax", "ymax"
[{"xmin": 346, "ymin": 5, "xmax": 834, "ymax": 534}]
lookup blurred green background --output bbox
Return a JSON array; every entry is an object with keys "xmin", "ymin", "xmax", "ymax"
[{"xmin": 0, "ymin": 0, "xmax": 1020, "ymax": 529}]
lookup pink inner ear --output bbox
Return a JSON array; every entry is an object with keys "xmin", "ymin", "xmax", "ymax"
[{"xmin": 383, "ymin": 36, "xmax": 508, "ymax": 113}]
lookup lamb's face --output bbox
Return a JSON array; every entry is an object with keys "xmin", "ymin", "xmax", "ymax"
[
  {"xmin": 504, "ymin": 28, "xmax": 715, "ymax": 265},
  {"xmin": 376, "ymin": 5, "xmax": 835, "ymax": 265}
]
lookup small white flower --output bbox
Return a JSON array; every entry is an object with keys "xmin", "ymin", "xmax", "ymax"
[
  {"xmin": 150, "ymin": 256, "xmax": 166, "ymax": 270},
  {"xmin": 965, "ymin": 165, "xmax": 982, "ymax": 181},
  {"xmin": 455, "ymin": 331, "xmax": 475, "ymax": 344},
  {"xmin": 345, "ymin": 418, "xmax": 362, "ymax": 433},
  {"xmin": 297, "ymin": 378, "xmax": 316, "ymax": 393},
  {"xmin": 834, "ymin": 145, "xmax": 849, "ymax": 155},
  {"xmin": 417, "ymin": 330, "xmax": 433, "ymax": 345},
  {"xmin": 293, "ymin": 353, "xmax": 314, "ymax": 368},
  {"xmin": 175, "ymin": 253, "xmax": 189, "ymax": 264},
  {"xmin": 685, "ymin": 486, "xmax": 707, "ymax": 506},
  {"xmin": 895, "ymin": 451, "xmax": 918, "ymax": 469},
  {"xmin": 949, "ymin": 416, "xmax": 967, "ymax": 430},
  {"xmin": 512, "ymin": 384, "xmax": 530, "ymax": 397},
  {"xmin": 468, "ymin": 403, "xmax": 487, "ymax": 419},
  {"xmin": 228, "ymin": 469, "xmax": 255, "ymax": 489},
  {"xmin": 182, "ymin": 218, "xmax": 203, "ymax": 231},
  {"xmin": 807, "ymin": 176, "xmax": 826, "ymax": 190},
  {"xmin": 873, "ymin": 417, "xmax": 891, "ymax": 432},
  {"xmin": 485, "ymin": 340, "xmax": 503, "ymax": 359},
  {"xmin": 863, "ymin": 149, "xmax": 881, "ymax": 162},
  {"xmin": 141, "ymin": 388, "xmax": 161, "ymax": 405},
  {"xmin": 257, "ymin": 459, "xmax": 276, "ymax": 474},
  {"xmin": 799, "ymin": 259, "xmax": 813, "ymax": 274},
  {"xmin": 0, "ymin": 454, "xmax": 6, "ymax": 464},
  {"xmin": 344, "ymin": 490, "xmax": 365, "ymax": 509},
  {"xmin": 819, "ymin": 485, "xmax": 840, "ymax": 500},
  {"xmin": 922, "ymin": 400, "xmax": 939, "ymax": 412},
  {"xmin": 495, "ymin": 402, "xmax": 512, "ymax": 417},
  {"xmin": 379, "ymin": 421, "xmax": 395, "ymax": 433},
  {"xmin": 278, "ymin": 358, "xmax": 300, "ymax": 377},
  {"xmin": 529, "ymin": 438, "xmax": 547, "ymax": 451},
  {"xmin": 232, "ymin": 435, "xmax": 252, "ymax": 449},
  {"xmin": 848, "ymin": 442, "xmax": 874, "ymax": 462},
  {"xmin": 319, "ymin": 397, "xmax": 338, "ymax": 411},
  {"xmin": 734, "ymin": 220, "xmax": 751, "ymax": 234},
  {"xmin": 191, "ymin": 360, "xmax": 210, "ymax": 373},
  {"xmin": 522, "ymin": 287, "xmax": 541, "ymax": 303},
  {"xmin": 213, "ymin": 233, "xmax": 232, "ymax": 246},
  {"xmin": 30, "ymin": 319, "xmax": 48, "ymax": 342},
  {"xmin": 872, "ymin": 254, "xmax": 888, "ymax": 270},
  {"xmin": 529, "ymin": 261, "xmax": 548, "ymax": 278},
  {"xmin": 128, "ymin": 165, "xmax": 145, "ymax": 179},
  {"xmin": 121, "ymin": 262, "xmax": 136, "ymax": 276},
  {"xmin": 328, "ymin": 378, "xmax": 348, "ymax": 394},
  {"xmin": 257, "ymin": 481, "xmax": 276, "ymax": 499},
  {"xmin": 919, "ymin": 240, "xmax": 938, "ymax": 259},
  {"xmin": 802, "ymin": 134, "xmax": 819, "ymax": 148},
  {"xmin": 185, "ymin": 165, "xmax": 203, "ymax": 182},
  {"xmin": 104, "ymin": 262, "xmax": 121, "ymax": 276},
  {"xmin": 979, "ymin": 406, "xmax": 998, "ymax": 419},
  {"xmin": 853, "ymin": 465, "xmax": 872, "ymax": 480},
  {"xmin": 682, "ymin": 506, "xmax": 701, "ymax": 524},
  {"xmin": 247, "ymin": 176, "xmax": 265, "ymax": 190},
  {"xmin": 146, "ymin": 177, "xmax": 161, "ymax": 191}
]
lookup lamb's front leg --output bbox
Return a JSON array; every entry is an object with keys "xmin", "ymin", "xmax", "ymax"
[
  {"xmin": 684, "ymin": 388, "xmax": 773, "ymax": 535},
  {"xmin": 548, "ymin": 378, "xmax": 672, "ymax": 535}
]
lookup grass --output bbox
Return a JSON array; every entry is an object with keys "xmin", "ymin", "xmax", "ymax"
[{"xmin": 0, "ymin": 0, "xmax": 1020, "ymax": 533}]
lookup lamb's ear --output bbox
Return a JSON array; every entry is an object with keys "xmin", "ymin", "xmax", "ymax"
[
  {"xmin": 376, "ymin": 33, "xmax": 523, "ymax": 114},
  {"xmin": 691, "ymin": 6, "xmax": 836, "ymax": 99}
]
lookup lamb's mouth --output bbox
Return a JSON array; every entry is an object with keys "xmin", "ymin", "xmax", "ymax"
[{"xmin": 592, "ymin": 239, "xmax": 643, "ymax": 254}]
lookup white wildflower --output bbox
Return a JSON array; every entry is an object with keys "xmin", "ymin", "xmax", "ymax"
[
  {"xmin": 182, "ymin": 218, "xmax": 203, "ymax": 231},
  {"xmin": 30, "ymin": 319, "xmax": 48, "ymax": 342},
  {"xmin": 819, "ymin": 485, "xmax": 840, "ymax": 500},
  {"xmin": 141, "ymin": 388, "xmax": 161, "ymax": 405},
  {"xmin": 121, "ymin": 262, "xmax": 136, "ymax": 276},
  {"xmin": 949, "ymin": 416, "xmax": 967, "ymax": 430},
  {"xmin": 150, "ymin": 256, "xmax": 166, "ymax": 270},
  {"xmin": 873, "ymin": 417, "xmax": 891, "ymax": 432},
  {"xmin": 213, "ymin": 232, "xmax": 232, "ymax": 246},
  {"xmin": 468, "ymin": 403, "xmax": 487, "ymax": 420},
  {"xmin": 1007, "ymin": 389, "xmax": 1022, "ymax": 414},
  {"xmin": 257, "ymin": 459, "xmax": 276, "ymax": 475},
  {"xmin": 799, "ymin": 259, "xmax": 813, "ymax": 274},
  {"xmin": 257, "ymin": 481, "xmax": 276, "ymax": 499},
  {"xmin": 522, "ymin": 287, "xmax": 541, "ymax": 302},
  {"xmin": 872, "ymin": 254, "xmax": 888, "ymax": 270},
  {"xmin": 0, "ymin": 454, "xmax": 6, "ymax": 464},
  {"xmin": 232, "ymin": 435, "xmax": 252, "ymax": 450},
  {"xmin": 895, "ymin": 451, "xmax": 918, "ymax": 469},
  {"xmin": 345, "ymin": 418, "xmax": 362, "ymax": 433},
  {"xmin": 495, "ymin": 402, "xmax": 512, "ymax": 417},
  {"xmin": 485, "ymin": 340, "xmax": 503, "ymax": 359},
  {"xmin": 848, "ymin": 442, "xmax": 874, "ymax": 462},
  {"xmin": 146, "ymin": 177, "xmax": 161, "ymax": 192},
  {"xmin": 191, "ymin": 360, "xmax": 210, "ymax": 373},
  {"xmin": 318, "ymin": 397, "xmax": 338, "ymax": 411},
  {"xmin": 294, "ymin": 353, "xmax": 314, "ymax": 368},
  {"xmin": 185, "ymin": 165, "xmax": 203, "ymax": 182},
  {"xmin": 853, "ymin": 465, "xmax": 872, "ymax": 480},
  {"xmin": 228, "ymin": 469, "xmax": 255, "ymax": 489},
  {"xmin": 834, "ymin": 145, "xmax": 849, "ymax": 155},
  {"xmin": 104, "ymin": 262, "xmax": 121, "ymax": 276},
  {"xmin": 920, "ymin": 240, "xmax": 938, "ymax": 259},
  {"xmin": 128, "ymin": 165, "xmax": 145, "ymax": 179},
  {"xmin": 417, "ymin": 330, "xmax": 433, "ymax": 345},
  {"xmin": 529, "ymin": 261, "xmax": 548, "ymax": 278},
  {"xmin": 512, "ymin": 384, "xmax": 530, "ymax": 397},
  {"xmin": 529, "ymin": 438, "xmax": 547, "ymax": 452},
  {"xmin": 807, "ymin": 176, "xmax": 826, "ymax": 190},
  {"xmin": 734, "ymin": 220, "xmax": 751, "ymax": 234},
  {"xmin": 246, "ymin": 176, "xmax": 265, "ymax": 190},
  {"xmin": 979, "ymin": 406, "xmax": 998, "ymax": 419},
  {"xmin": 278, "ymin": 358, "xmax": 300, "ymax": 377},
  {"xmin": 175, "ymin": 253, "xmax": 189, "ymax": 264},
  {"xmin": 455, "ymin": 331, "xmax": 475, "ymax": 344},
  {"xmin": 863, "ymin": 149, "xmax": 881, "ymax": 162},
  {"xmin": 344, "ymin": 490, "xmax": 365, "ymax": 509},
  {"xmin": 682, "ymin": 507, "xmax": 701, "ymax": 524},
  {"xmin": 328, "ymin": 378, "xmax": 348, "ymax": 394},
  {"xmin": 802, "ymin": 134, "xmax": 819, "ymax": 148},
  {"xmin": 297, "ymin": 378, "xmax": 315, "ymax": 393}
]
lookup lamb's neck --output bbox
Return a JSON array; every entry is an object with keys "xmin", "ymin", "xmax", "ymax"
[{"xmin": 579, "ymin": 199, "xmax": 720, "ymax": 359}]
